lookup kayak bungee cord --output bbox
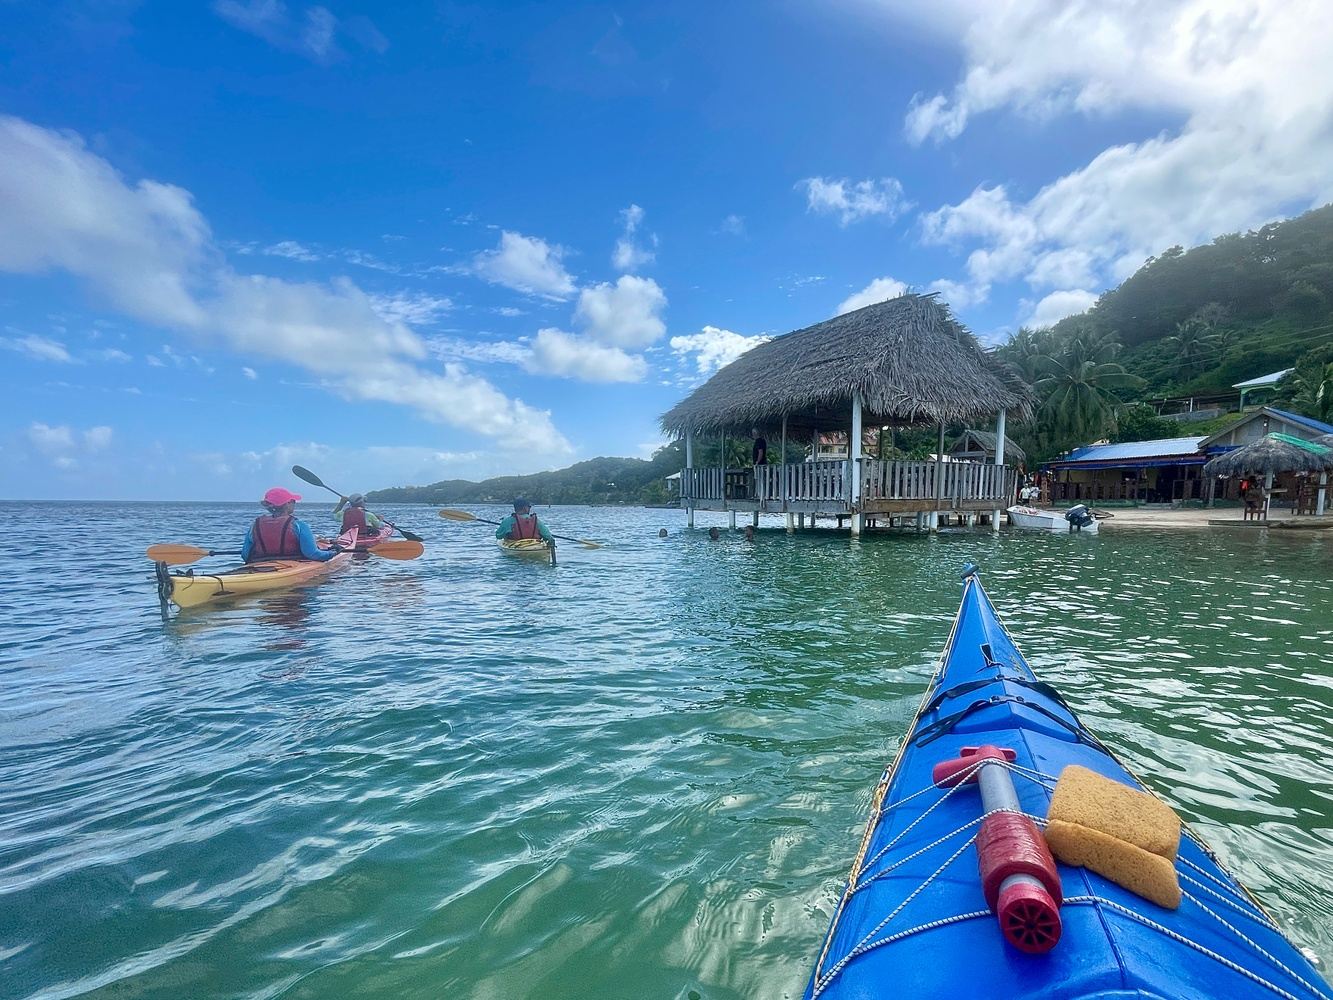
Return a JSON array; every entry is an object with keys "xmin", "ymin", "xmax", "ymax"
[{"xmin": 813, "ymin": 758, "xmax": 1328, "ymax": 1000}]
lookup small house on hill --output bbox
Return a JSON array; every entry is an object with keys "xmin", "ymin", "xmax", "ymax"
[{"xmin": 660, "ymin": 293, "xmax": 1032, "ymax": 533}]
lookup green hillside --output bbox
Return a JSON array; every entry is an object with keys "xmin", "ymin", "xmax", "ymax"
[{"xmin": 995, "ymin": 202, "xmax": 1333, "ymax": 462}]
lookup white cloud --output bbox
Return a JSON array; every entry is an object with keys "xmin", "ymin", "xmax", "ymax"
[
  {"xmin": 798, "ymin": 177, "xmax": 908, "ymax": 226},
  {"xmin": 242, "ymin": 366, "xmax": 258, "ymax": 379},
  {"xmin": 91, "ymin": 347, "xmax": 132, "ymax": 362},
  {"xmin": 926, "ymin": 278, "xmax": 989, "ymax": 310},
  {"xmin": 84, "ymin": 426, "xmax": 113, "ymax": 449},
  {"xmin": 264, "ymin": 239, "xmax": 321, "ymax": 261},
  {"xmin": 368, "ymin": 291, "xmax": 453, "ymax": 327},
  {"xmin": 528, "ymin": 328, "xmax": 645, "ymax": 382},
  {"xmin": 1023, "ymin": 288, "xmax": 1099, "ymax": 329},
  {"xmin": 0, "ymin": 115, "xmax": 571, "ymax": 458},
  {"xmin": 719, "ymin": 214, "xmax": 745, "ymax": 236},
  {"xmin": 611, "ymin": 203, "xmax": 656, "ymax": 271},
  {"xmin": 836, "ymin": 276, "xmax": 908, "ymax": 315},
  {"xmin": 573, "ymin": 275, "xmax": 667, "ymax": 349},
  {"xmin": 669, "ymin": 326, "xmax": 771, "ymax": 376},
  {"xmin": 212, "ymin": 1, "xmax": 385, "ymax": 62},
  {"xmin": 493, "ymin": 306, "xmax": 526, "ymax": 317},
  {"xmin": 899, "ymin": 1, "xmax": 1333, "ymax": 300},
  {"xmin": 146, "ymin": 354, "xmax": 165, "ymax": 367},
  {"xmin": 27, "ymin": 422, "xmax": 74, "ymax": 453},
  {"xmin": 472, "ymin": 230, "xmax": 576, "ymax": 299},
  {"xmin": 0, "ymin": 116, "xmax": 209, "ymax": 329},
  {"xmin": 0, "ymin": 334, "xmax": 72, "ymax": 362},
  {"xmin": 429, "ymin": 336, "xmax": 531, "ymax": 366}
]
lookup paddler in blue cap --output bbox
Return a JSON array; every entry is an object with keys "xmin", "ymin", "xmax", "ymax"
[{"xmin": 495, "ymin": 497, "xmax": 554, "ymax": 546}]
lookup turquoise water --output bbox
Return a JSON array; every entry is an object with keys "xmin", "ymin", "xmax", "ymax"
[{"xmin": 2, "ymin": 502, "xmax": 1332, "ymax": 999}]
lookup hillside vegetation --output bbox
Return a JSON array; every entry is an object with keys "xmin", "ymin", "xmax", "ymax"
[{"xmin": 995, "ymin": 202, "xmax": 1333, "ymax": 462}]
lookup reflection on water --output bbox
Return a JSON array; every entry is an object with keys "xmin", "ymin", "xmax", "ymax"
[{"xmin": 0, "ymin": 502, "xmax": 1330, "ymax": 999}]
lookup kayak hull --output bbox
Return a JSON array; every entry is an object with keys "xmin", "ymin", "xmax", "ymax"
[
  {"xmin": 352, "ymin": 524, "xmax": 395, "ymax": 549},
  {"xmin": 164, "ymin": 530, "xmax": 356, "ymax": 609},
  {"xmin": 497, "ymin": 538, "xmax": 554, "ymax": 563},
  {"xmin": 806, "ymin": 571, "xmax": 1331, "ymax": 1000}
]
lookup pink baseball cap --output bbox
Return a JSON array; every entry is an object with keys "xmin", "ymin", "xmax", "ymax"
[{"xmin": 263, "ymin": 486, "xmax": 302, "ymax": 506}]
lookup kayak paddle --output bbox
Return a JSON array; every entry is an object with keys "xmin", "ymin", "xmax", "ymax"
[
  {"xmin": 145, "ymin": 539, "xmax": 423, "ymax": 565},
  {"xmin": 436, "ymin": 508, "xmax": 603, "ymax": 548},
  {"xmin": 290, "ymin": 465, "xmax": 425, "ymax": 543}
]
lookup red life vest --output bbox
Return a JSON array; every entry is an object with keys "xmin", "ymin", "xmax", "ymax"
[
  {"xmin": 341, "ymin": 506, "xmax": 369, "ymax": 534},
  {"xmin": 249, "ymin": 514, "xmax": 302, "ymax": 561},
  {"xmin": 509, "ymin": 514, "xmax": 541, "ymax": 540}
]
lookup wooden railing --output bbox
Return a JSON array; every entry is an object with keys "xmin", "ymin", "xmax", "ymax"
[{"xmin": 683, "ymin": 460, "xmax": 1015, "ymax": 508}]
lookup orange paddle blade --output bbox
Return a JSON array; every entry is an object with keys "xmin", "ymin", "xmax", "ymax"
[
  {"xmin": 365, "ymin": 540, "xmax": 425, "ymax": 560},
  {"xmin": 145, "ymin": 543, "xmax": 210, "ymax": 565},
  {"xmin": 437, "ymin": 508, "xmax": 478, "ymax": 522}
]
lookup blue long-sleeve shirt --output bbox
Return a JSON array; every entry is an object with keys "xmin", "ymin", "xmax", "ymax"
[
  {"xmin": 242, "ymin": 516, "xmax": 337, "ymax": 562},
  {"xmin": 495, "ymin": 513, "xmax": 554, "ymax": 543}
]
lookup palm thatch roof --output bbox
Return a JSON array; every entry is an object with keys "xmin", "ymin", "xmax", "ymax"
[
  {"xmin": 1203, "ymin": 432, "xmax": 1333, "ymax": 477},
  {"xmin": 951, "ymin": 428, "xmax": 1026, "ymax": 465},
  {"xmin": 660, "ymin": 294, "xmax": 1032, "ymax": 436}
]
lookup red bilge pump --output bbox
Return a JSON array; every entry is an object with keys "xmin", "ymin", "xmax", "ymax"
[{"xmin": 932, "ymin": 744, "xmax": 1063, "ymax": 953}]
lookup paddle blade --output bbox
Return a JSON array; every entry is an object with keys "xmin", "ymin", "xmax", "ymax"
[
  {"xmin": 290, "ymin": 464, "xmax": 327, "ymax": 490},
  {"xmin": 577, "ymin": 540, "xmax": 603, "ymax": 549},
  {"xmin": 146, "ymin": 543, "xmax": 209, "ymax": 565},
  {"xmin": 366, "ymin": 540, "xmax": 425, "ymax": 560},
  {"xmin": 438, "ymin": 508, "xmax": 478, "ymax": 522},
  {"xmin": 393, "ymin": 526, "xmax": 425, "ymax": 542}
]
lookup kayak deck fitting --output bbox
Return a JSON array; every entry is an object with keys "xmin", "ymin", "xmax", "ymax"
[{"xmin": 805, "ymin": 567, "xmax": 1331, "ymax": 1000}]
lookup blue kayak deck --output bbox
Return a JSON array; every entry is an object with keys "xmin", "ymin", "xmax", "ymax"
[{"xmin": 807, "ymin": 574, "xmax": 1332, "ymax": 1000}]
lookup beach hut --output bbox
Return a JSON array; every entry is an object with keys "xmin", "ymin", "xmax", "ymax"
[
  {"xmin": 1203, "ymin": 432, "xmax": 1333, "ymax": 519},
  {"xmin": 661, "ymin": 293, "xmax": 1032, "ymax": 534}
]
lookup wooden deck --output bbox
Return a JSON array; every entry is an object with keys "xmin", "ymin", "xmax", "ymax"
[{"xmin": 681, "ymin": 459, "xmax": 1016, "ymax": 518}]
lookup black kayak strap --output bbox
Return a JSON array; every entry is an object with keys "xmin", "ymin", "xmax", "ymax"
[
  {"xmin": 919, "ymin": 674, "xmax": 1073, "ymax": 719},
  {"xmin": 912, "ymin": 693, "xmax": 1111, "ymax": 756}
]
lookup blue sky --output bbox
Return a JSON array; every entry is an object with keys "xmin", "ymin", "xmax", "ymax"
[{"xmin": 2, "ymin": 0, "xmax": 1329, "ymax": 499}]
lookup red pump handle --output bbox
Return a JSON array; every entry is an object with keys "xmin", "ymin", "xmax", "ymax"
[{"xmin": 932, "ymin": 745, "xmax": 1017, "ymax": 788}]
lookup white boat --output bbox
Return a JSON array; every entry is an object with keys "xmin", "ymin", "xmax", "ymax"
[{"xmin": 1006, "ymin": 503, "xmax": 1100, "ymax": 534}]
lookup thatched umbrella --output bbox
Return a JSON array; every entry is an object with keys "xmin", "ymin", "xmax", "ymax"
[
  {"xmin": 660, "ymin": 293, "xmax": 1031, "ymax": 439},
  {"xmin": 1204, "ymin": 432, "xmax": 1333, "ymax": 517}
]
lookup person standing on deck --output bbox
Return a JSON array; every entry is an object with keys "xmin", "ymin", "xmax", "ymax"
[
  {"xmin": 242, "ymin": 487, "xmax": 338, "ymax": 563},
  {"xmin": 752, "ymin": 428, "xmax": 768, "ymax": 466},
  {"xmin": 332, "ymin": 493, "xmax": 386, "ymax": 535},
  {"xmin": 495, "ymin": 497, "xmax": 554, "ymax": 545}
]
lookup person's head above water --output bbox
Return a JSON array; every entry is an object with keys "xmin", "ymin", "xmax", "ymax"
[
  {"xmin": 513, "ymin": 497, "xmax": 531, "ymax": 513},
  {"xmin": 708, "ymin": 526, "xmax": 720, "ymax": 540},
  {"xmin": 743, "ymin": 524, "xmax": 754, "ymax": 539},
  {"xmin": 261, "ymin": 486, "xmax": 301, "ymax": 514},
  {"xmin": 658, "ymin": 528, "xmax": 668, "ymax": 538}
]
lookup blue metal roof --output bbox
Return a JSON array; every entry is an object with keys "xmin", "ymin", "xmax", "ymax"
[
  {"xmin": 1266, "ymin": 408, "xmax": 1333, "ymax": 437},
  {"xmin": 1059, "ymin": 436, "xmax": 1206, "ymax": 464}
]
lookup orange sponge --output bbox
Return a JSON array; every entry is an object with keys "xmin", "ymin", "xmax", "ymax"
[
  {"xmin": 1047, "ymin": 765, "xmax": 1180, "ymax": 859},
  {"xmin": 1044, "ymin": 765, "xmax": 1182, "ymax": 910}
]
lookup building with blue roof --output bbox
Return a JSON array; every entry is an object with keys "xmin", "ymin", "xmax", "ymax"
[{"xmin": 1043, "ymin": 406, "xmax": 1333, "ymax": 505}]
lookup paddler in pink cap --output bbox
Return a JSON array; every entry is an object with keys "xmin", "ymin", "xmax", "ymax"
[{"xmin": 241, "ymin": 486, "xmax": 338, "ymax": 563}]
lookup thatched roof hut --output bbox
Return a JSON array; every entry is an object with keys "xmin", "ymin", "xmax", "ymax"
[
  {"xmin": 951, "ymin": 428, "xmax": 1026, "ymax": 465},
  {"xmin": 1203, "ymin": 432, "xmax": 1333, "ymax": 477},
  {"xmin": 660, "ymin": 294, "xmax": 1031, "ymax": 437}
]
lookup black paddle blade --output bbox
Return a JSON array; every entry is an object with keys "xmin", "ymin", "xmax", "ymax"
[
  {"xmin": 291, "ymin": 465, "xmax": 326, "ymax": 489},
  {"xmin": 395, "ymin": 526, "xmax": 424, "ymax": 543}
]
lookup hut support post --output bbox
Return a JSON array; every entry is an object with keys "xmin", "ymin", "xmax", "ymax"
[
  {"xmin": 930, "ymin": 422, "xmax": 944, "ymax": 532},
  {"xmin": 1263, "ymin": 471, "xmax": 1274, "ymax": 520},
  {"xmin": 1316, "ymin": 471, "xmax": 1328, "ymax": 517},
  {"xmin": 786, "ymin": 513, "xmax": 795, "ymax": 533},
  {"xmin": 752, "ymin": 511, "xmax": 759, "ymax": 528},
  {"xmin": 1206, "ymin": 475, "xmax": 1216, "ymax": 508},
  {"xmin": 850, "ymin": 393, "xmax": 863, "ymax": 536},
  {"xmin": 729, "ymin": 509, "xmax": 737, "ymax": 531},
  {"xmin": 685, "ymin": 428, "xmax": 695, "ymax": 528},
  {"xmin": 992, "ymin": 409, "xmax": 1006, "ymax": 533}
]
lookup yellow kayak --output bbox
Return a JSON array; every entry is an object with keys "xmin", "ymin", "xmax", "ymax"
[
  {"xmin": 497, "ymin": 538, "xmax": 555, "ymax": 564},
  {"xmin": 162, "ymin": 552, "xmax": 352, "ymax": 609}
]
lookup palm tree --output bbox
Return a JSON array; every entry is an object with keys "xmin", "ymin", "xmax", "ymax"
[
  {"xmin": 1167, "ymin": 319, "xmax": 1210, "ymax": 378},
  {"xmin": 1032, "ymin": 331, "xmax": 1145, "ymax": 447}
]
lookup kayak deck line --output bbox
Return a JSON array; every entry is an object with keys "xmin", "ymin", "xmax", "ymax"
[{"xmin": 806, "ymin": 570, "xmax": 1333, "ymax": 1000}]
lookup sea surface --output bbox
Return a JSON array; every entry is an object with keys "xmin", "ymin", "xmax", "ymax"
[{"xmin": 2, "ymin": 501, "xmax": 1332, "ymax": 999}]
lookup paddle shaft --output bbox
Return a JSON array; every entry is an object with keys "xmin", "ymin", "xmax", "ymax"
[
  {"xmin": 449, "ymin": 512, "xmax": 568, "ymax": 546},
  {"xmin": 291, "ymin": 465, "xmax": 423, "ymax": 542}
]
